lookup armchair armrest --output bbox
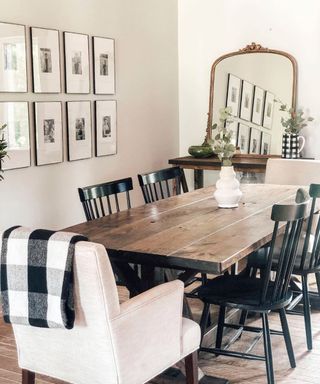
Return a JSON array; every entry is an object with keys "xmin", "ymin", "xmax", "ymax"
[
  {"xmin": 118, "ymin": 280, "xmax": 184, "ymax": 316},
  {"xmin": 111, "ymin": 280, "xmax": 185, "ymax": 384}
]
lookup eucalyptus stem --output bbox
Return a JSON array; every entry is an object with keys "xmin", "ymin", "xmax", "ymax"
[{"xmin": 212, "ymin": 107, "xmax": 236, "ymax": 166}]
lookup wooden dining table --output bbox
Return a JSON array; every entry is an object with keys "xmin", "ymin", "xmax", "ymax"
[{"xmin": 64, "ymin": 183, "xmax": 302, "ymax": 383}]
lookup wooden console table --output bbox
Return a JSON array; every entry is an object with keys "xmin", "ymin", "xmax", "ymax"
[{"xmin": 169, "ymin": 154, "xmax": 279, "ymax": 189}]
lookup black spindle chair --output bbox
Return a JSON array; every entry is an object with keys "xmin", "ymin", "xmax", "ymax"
[
  {"xmin": 78, "ymin": 177, "xmax": 133, "ymax": 221},
  {"xmin": 246, "ymin": 183, "xmax": 320, "ymax": 350},
  {"xmin": 198, "ymin": 197, "xmax": 309, "ymax": 384},
  {"xmin": 138, "ymin": 166, "xmax": 188, "ymax": 204},
  {"xmin": 137, "ymin": 167, "xmax": 205, "ymax": 294},
  {"xmin": 78, "ymin": 177, "xmax": 134, "ymax": 287}
]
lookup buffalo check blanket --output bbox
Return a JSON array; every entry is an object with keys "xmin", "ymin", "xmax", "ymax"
[{"xmin": 0, "ymin": 226, "xmax": 87, "ymax": 329}]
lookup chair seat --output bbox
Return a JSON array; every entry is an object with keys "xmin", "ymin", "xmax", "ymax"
[{"xmin": 198, "ymin": 275, "xmax": 292, "ymax": 311}]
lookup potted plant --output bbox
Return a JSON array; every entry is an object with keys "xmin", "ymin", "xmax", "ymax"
[
  {"xmin": 0, "ymin": 124, "xmax": 7, "ymax": 180},
  {"xmin": 211, "ymin": 108, "xmax": 242, "ymax": 208},
  {"xmin": 279, "ymin": 103, "xmax": 313, "ymax": 158}
]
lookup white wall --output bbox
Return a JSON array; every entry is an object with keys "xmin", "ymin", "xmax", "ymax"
[
  {"xmin": 178, "ymin": 0, "xmax": 320, "ymax": 187},
  {"xmin": 0, "ymin": 0, "xmax": 179, "ymax": 230}
]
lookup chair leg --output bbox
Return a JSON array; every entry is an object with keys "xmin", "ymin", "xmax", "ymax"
[
  {"xmin": 216, "ymin": 306, "xmax": 226, "ymax": 349},
  {"xmin": 199, "ymin": 302, "xmax": 210, "ymax": 341},
  {"xmin": 302, "ymin": 275, "xmax": 313, "ymax": 350},
  {"xmin": 22, "ymin": 370, "xmax": 35, "ymax": 384},
  {"xmin": 185, "ymin": 351, "xmax": 199, "ymax": 384},
  {"xmin": 261, "ymin": 312, "xmax": 275, "ymax": 384},
  {"xmin": 279, "ymin": 308, "xmax": 296, "ymax": 368},
  {"xmin": 237, "ymin": 310, "xmax": 248, "ymax": 340},
  {"xmin": 315, "ymin": 272, "xmax": 320, "ymax": 298}
]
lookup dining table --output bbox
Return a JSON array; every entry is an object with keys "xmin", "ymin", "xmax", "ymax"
[{"xmin": 64, "ymin": 183, "xmax": 302, "ymax": 383}]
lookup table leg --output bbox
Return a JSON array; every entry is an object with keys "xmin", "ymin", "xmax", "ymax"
[
  {"xmin": 111, "ymin": 261, "xmax": 143, "ymax": 296},
  {"xmin": 194, "ymin": 169, "xmax": 204, "ymax": 190}
]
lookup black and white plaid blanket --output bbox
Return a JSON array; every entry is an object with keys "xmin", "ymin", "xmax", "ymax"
[{"xmin": 0, "ymin": 226, "xmax": 87, "ymax": 329}]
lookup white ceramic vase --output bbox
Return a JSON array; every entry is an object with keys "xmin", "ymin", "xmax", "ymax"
[{"xmin": 214, "ymin": 166, "xmax": 242, "ymax": 208}]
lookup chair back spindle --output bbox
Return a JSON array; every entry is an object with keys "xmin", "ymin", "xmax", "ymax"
[
  {"xmin": 260, "ymin": 200, "xmax": 309, "ymax": 305},
  {"xmin": 78, "ymin": 177, "xmax": 133, "ymax": 221},
  {"xmin": 297, "ymin": 183, "xmax": 320, "ymax": 271},
  {"xmin": 138, "ymin": 166, "xmax": 188, "ymax": 204}
]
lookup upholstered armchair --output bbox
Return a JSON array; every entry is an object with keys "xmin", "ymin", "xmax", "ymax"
[{"xmin": 12, "ymin": 241, "xmax": 200, "ymax": 384}]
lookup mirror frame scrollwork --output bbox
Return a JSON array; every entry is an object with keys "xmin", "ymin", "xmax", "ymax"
[{"xmin": 206, "ymin": 42, "xmax": 298, "ymax": 141}]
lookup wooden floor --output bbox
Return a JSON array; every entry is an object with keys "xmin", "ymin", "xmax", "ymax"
[{"xmin": 1, "ymin": 285, "xmax": 320, "ymax": 384}]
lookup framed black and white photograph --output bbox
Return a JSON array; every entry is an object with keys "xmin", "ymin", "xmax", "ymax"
[
  {"xmin": 227, "ymin": 120, "xmax": 238, "ymax": 146},
  {"xmin": 93, "ymin": 36, "xmax": 115, "ymax": 94},
  {"xmin": 237, "ymin": 124, "xmax": 250, "ymax": 154},
  {"xmin": 31, "ymin": 27, "xmax": 61, "ymax": 93},
  {"xmin": 226, "ymin": 74, "xmax": 241, "ymax": 117},
  {"xmin": 239, "ymin": 80, "xmax": 254, "ymax": 121},
  {"xmin": 251, "ymin": 86, "xmax": 265, "ymax": 125},
  {"xmin": 263, "ymin": 91, "xmax": 275, "ymax": 129},
  {"xmin": 95, "ymin": 100, "xmax": 117, "ymax": 156},
  {"xmin": 64, "ymin": 32, "xmax": 90, "ymax": 93},
  {"xmin": 0, "ymin": 102, "xmax": 30, "ymax": 170},
  {"xmin": 249, "ymin": 128, "xmax": 262, "ymax": 155},
  {"xmin": 261, "ymin": 132, "xmax": 272, "ymax": 155},
  {"xmin": 0, "ymin": 22, "xmax": 27, "ymax": 92},
  {"xmin": 67, "ymin": 101, "xmax": 92, "ymax": 161},
  {"xmin": 34, "ymin": 102, "xmax": 63, "ymax": 165}
]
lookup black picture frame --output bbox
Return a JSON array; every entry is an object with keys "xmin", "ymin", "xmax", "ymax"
[
  {"xmin": 0, "ymin": 21, "xmax": 27, "ymax": 92},
  {"xmin": 34, "ymin": 101, "xmax": 63, "ymax": 166},
  {"xmin": 239, "ymin": 80, "xmax": 254, "ymax": 121},
  {"xmin": 30, "ymin": 26, "xmax": 61, "ymax": 93},
  {"xmin": 66, "ymin": 100, "xmax": 92, "ymax": 161},
  {"xmin": 95, "ymin": 100, "xmax": 117, "ymax": 157},
  {"xmin": 0, "ymin": 101, "xmax": 31, "ymax": 170},
  {"xmin": 93, "ymin": 36, "xmax": 115, "ymax": 95},
  {"xmin": 63, "ymin": 31, "xmax": 90, "ymax": 94}
]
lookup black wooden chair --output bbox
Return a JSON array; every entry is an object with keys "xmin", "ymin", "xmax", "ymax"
[
  {"xmin": 137, "ymin": 166, "xmax": 205, "ymax": 295},
  {"xmin": 78, "ymin": 177, "xmax": 134, "ymax": 287},
  {"xmin": 197, "ymin": 197, "xmax": 309, "ymax": 384},
  {"xmin": 138, "ymin": 166, "xmax": 188, "ymax": 204},
  {"xmin": 246, "ymin": 183, "xmax": 320, "ymax": 351},
  {"xmin": 78, "ymin": 177, "xmax": 133, "ymax": 221}
]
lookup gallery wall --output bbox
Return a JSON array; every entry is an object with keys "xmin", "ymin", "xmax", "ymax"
[
  {"xmin": 0, "ymin": 0, "xmax": 179, "ymax": 230},
  {"xmin": 178, "ymin": 0, "xmax": 320, "ymax": 187}
]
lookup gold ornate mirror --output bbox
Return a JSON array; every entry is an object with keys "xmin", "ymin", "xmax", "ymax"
[{"xmin": 206, "ymin": 43, "xmax": 297, "ymax": 156}]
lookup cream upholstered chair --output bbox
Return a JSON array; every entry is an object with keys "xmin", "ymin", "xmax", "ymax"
[
  {"xmin": 265, "ymin": 158, "xmax": 320, "ymax": 185},
  {"xmin": 12, "ymin": 242, "xmax": 200, "ymax": 384}
]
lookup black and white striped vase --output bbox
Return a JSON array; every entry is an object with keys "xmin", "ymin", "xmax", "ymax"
[{"xmin": 281, "ymin": 133, "xmax": 305, "ymax": 159}]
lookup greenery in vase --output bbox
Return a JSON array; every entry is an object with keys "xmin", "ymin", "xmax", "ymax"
[
  {"xmin": 279, "ymin": 103, "xmax": 314, "ymax": 135},
  {"xmin": 0, "ymin": 124, "xmax": 8, "ymax": 180},
  {"xmin": 210, "ymin": 107, "xmax": 236, "ymax": 166}
]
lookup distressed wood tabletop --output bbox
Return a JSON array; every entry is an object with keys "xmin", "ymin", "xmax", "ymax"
[{"xmin": 64, "ymin": 184, "xmax": 302, "ymax": 274}]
